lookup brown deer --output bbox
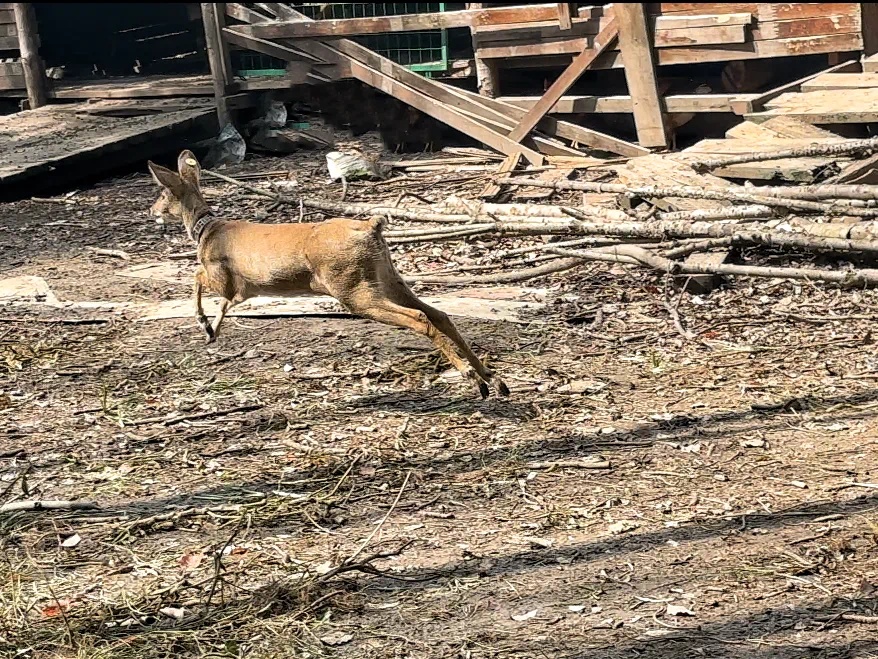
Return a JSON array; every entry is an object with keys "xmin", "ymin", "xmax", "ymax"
[{"xmin": 148, "ymin": 151, "xmax": 509, "ymax": 399}]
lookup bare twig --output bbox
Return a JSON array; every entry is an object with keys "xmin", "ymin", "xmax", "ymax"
[
  {"xmin": 126, "ymin": 403, "xmax": 263, "ymax": 427},
  {"xmin": 0, "ymin": 500, "xmax": 99, "ymax": 513},
  {"xmin": 691, "ymin": 137, "xmax": 878, "ymax": 173},
  {"xmin": 345, "ymin": 471, "xmax": 411, "ymax": 565}
]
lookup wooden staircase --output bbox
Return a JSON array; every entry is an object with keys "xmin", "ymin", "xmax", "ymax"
[
  {"xmin": 745, "ymin": 58, "xmax": 878, "ymax": 125},
  {"xmin": 0, "ymin": 3, "xmax": 24, "ymax": 92}
]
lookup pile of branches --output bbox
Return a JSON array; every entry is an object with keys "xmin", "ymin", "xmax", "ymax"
[{"xmin": 203, "ymin": 137, "xmax": 878, "ymax": 289}]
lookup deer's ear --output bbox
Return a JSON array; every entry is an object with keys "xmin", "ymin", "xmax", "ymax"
[
  {"xmin": 177, "ymin": 150, "xmax": 201, "ymax": 187},
  {"xmin": 148, "ymin": 161, "xmax": 186, "ymax": 198}
]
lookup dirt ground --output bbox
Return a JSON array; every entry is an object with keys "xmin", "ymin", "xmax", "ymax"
[{"xmin": 2, "ymin": 134, "xmax": 878, "ymax": 659}]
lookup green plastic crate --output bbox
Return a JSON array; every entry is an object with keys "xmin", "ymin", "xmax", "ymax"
[{"xmin": 233, "ymin": 3, "xmax": 449, "ymax": 77}]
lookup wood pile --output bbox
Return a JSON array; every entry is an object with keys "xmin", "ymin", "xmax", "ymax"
[{"xmin": 473, "ymin": 3, "xmax": 864, "ymax": 65}]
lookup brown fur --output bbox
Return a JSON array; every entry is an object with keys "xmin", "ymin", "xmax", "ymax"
[{"xmin": 147, "ymin": 151, "xmax": 508, "ymax": 399}]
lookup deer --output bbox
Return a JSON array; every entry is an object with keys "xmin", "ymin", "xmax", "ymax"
[{"xmin": 147, "ymin": 150, "xmax": 509, "ymax": 399}]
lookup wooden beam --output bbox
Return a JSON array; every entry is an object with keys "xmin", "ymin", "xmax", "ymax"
[
  {"xmin": 223, "ymin": 27, "xmax": 321, "ymax": 63},
  {"xmin": 481, "ymin": 152, "xmax": 522, "ymax": 199},
  {"xmin": 12, "ymin": 3, "xmax": 46, "ymax": 109},
  {"xmin": 237, "ymin": 4, "xmax": 570, "ymax": 39},
  {"xmin": 614, "ymin": 3, "xmax": 667, "ymax": 148},
  {"xmin": 557, "ymin": 3, "xmax": 572, "ymax": 30},
  {"xmin": 507, "ymin": 17, "xmax": 618, "ymax": 143},
  {"xmin": 500, "ymin": 93, "xmax": 757, "ymax": 114},
  {"xmin": 861, "ymin": 3, "xmax": 878, "ymax": 55},
  {"xmin": 201, "ymin": 3, "xmax": 234, "ymax": 127},
  {"xmin": 468, "ymin": 3, "xmax": 498, "ymax": 98}
]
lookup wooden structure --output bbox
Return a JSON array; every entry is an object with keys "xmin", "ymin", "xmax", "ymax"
[{"xmin": 0, "ymin": 3, "xmax": 877, "ymax": 157}]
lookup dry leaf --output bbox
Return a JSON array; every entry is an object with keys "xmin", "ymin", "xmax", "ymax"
[
  {"xmin": 740, "ymin": 438, "xmax": 765, "ymax": 448},
  {"xmin": 607, "ymin": 520, "xmax": 639, "ymax": 535},
  {"xmin": 159, "ymin": 606, "xmax": 186, "ymax": 620},
  {"xmin": 511, "ymin": 609, "xmax": 538, "ymax": 622},
  {"xmin": 41, "ymin": 599, "xmax": 72, "ymax": 617},
  {"xmin": 320, "ymin": 632, "xmax": 353, "ymax": 646},
  {"xmin": 568, "ymin": 605, "xmax": 586, "ymax": 613},
  {"xmin": 179, "ymin": 552, "xmax": 204, "ymax": 572},
  {"xmin": 60, "ymin": 533, "xmax": 81, "ymax": 548},
  {"xmin": 665, "ymin": 604, "xmax": 695, "ymax": 617}
]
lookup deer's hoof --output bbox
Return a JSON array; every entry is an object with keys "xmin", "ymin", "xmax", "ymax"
[
  {"xmin": 197, "ymin": 316, "xmax": 215, "ymax": 342},
  {"xmin": 478, "ymin": 381, "xmax": 489, "ymax": 399},
  {"xmin": 495, "ymin": 378, "xmax": 510, "ymax": 397}
]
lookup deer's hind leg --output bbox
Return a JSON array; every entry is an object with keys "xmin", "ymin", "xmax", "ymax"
[
  {"xmin": 383, "ymin": 278, "xmax": 509, "ymax": 397},
  {"xmin": 340, "ymin": 286, "xmax": 493, "ymax": 399}
]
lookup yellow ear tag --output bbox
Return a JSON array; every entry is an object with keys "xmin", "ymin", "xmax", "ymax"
[{"xmin": 185, "ymin": 158, "xmax": 197, "ymax": 166}]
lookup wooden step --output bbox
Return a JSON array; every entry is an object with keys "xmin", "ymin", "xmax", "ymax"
[
  {"xmin": 801, "ymin": 72, "xmax": 878, "ymax": 92},
  {"xmin": 746, "ymin": 88, "xmax": 878, "ymax": 124}
]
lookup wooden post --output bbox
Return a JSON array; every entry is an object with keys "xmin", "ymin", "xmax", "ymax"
[
  {"xmin": 12, "ymin": 3, "xmax": 47, "ymax": 110},
  {"xmin": 201, "ymin": 2, "xmax": 235, "ymax": 127},
  {"xmin": 614, "ymin": 3, "xmax": 668, "ymax": 149},
  {"xmin": 467, "ymin": 3, "xmax": 498, "ymax": 98},
  {"xmin": 557, "ymin": 3, "xmax": 573, "ymax": 30},
  {"xmin": 861, "ymin": 4, "xmax": 878, "ymax": 56}
]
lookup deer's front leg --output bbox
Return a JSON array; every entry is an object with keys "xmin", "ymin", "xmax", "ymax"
[
  {"xmin": 194, "ymin": 267, "xmax": 214, "ymax": 343},
  {"xmin": 210, "ymin": 298, "xmax": 238, "ymax": 341}
]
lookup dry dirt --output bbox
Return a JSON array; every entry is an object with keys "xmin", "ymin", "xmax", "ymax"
[{"xmin": 2, "ymin": 136, "xmax": 878, "ymax": 659}]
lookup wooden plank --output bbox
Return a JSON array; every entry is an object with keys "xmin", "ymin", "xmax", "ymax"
[
  {"xmin": 225, "ymin": 3, "xmax": 270, "ymax": 24},
  {"xmin": 730, "ymin": 58, "xmax": 861, "ymax": 115},
  {"xmin": 746, "ymin": 87, "xmax": 878, "ymax": 124},
  {"xmin": 801, "ymin": 72, "xmax": 878, "ymax": 91},
  {"xmin": 0, "ymin": 9, "xmax": 13, "ymax": 24},
  {"xmin": 751, "ymin": 14, "xmax": 861, "ymax": 40},
  {"xmin": 651, "ymin": 12, "xmax": 753, "ymax": 29},
  {"xmin": 238, "ymin": 4, "xmax": 566, "ymax": 39},
  {"xmin": 0, "ymin": 59, "xmax": 21, "ymax": 75},
  {"xmin": 475, "ymin": 20, "xmax": 747, "ymax": 51},
  {"xmin": 0, "ymin": 104, "xmax": 217, "ymax": 187},
  {"xmin": 482, "ymin": 31, "xmax": 864, "ymax": 64},
  {"xmin": 13, "ymin": 3, "xmax": 46, "ymax": 109},
  {"xmin": 656, "ymin": 4, "xmax": 857, "ymax": 20},
  {"xmin": 725, "ymin": 116, "xmax": 838, "ymax": 140},
  {"xmin": 557, "ymin": 3, "xmax": 572, "ymax": 30},
  {"xmin": 0, "ymin": 34, "xmax": 18, "ymax": 50},
  {"xmin": 223, "ymin": 27, "xmax": 322, "ymax": 63},
  {"xmin": 481, "ymin": 152, "xmax": 522, "ymax": 199},
  {"xmin": 0, "ymin": 22, "xmax": 16, "ymax": 36},
  {"xmin": 501, "ymin": 93, "xmax": 756, "ymax": 114},
  {"xmin": 865, "ymin": 53, "xmax": 878, "ymax": 73},
  {"xmin": 0, "ymin": 72, "xmax": 23, "ymax": 89},
  {"xmin": 615, "ymin": 3, "xmax": 666, "ymax": 148},
  {"xmin": 507, "ymin": 17, "xmax": 619, "ymax": 143}
]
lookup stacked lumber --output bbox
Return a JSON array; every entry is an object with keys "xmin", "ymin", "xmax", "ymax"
[
  {"xmin": 472, "ymin": 3, "xmax": 863, "ymax": 66},
  {"xmin": 0, "ymin": 3, "xmax": 23, "ymax": 92}
]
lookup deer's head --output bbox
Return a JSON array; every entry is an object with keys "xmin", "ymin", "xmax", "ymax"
[{"xmin": 147, "ymin": 151, "xmax": 209, "ymax": 239}]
